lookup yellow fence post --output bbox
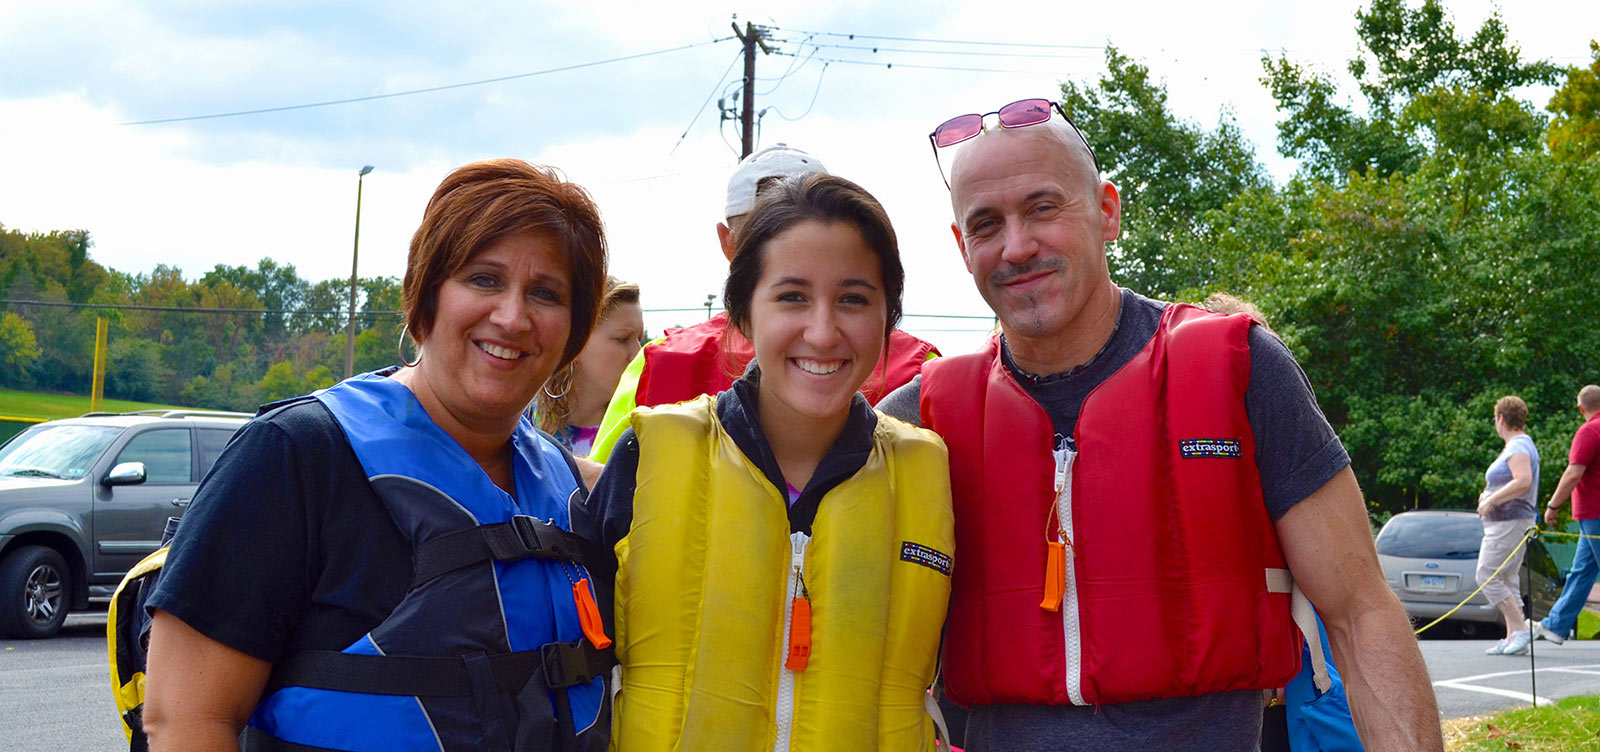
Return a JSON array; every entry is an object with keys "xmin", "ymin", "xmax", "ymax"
[{"xmin": 90, "ymin": 315, "xmax": 107, "ymax": 412}]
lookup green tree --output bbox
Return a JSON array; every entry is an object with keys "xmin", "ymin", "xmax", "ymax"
[
  {"xmin": 1061, "ymin": 46, "xmax": 1269, "ymax": 297},
  {"xmin": 1547, "ymin": 41, "xmax": 1600, "ymax": 160},
  {"xmin": 258, "ymin": 361, "xmax": 303, "ymax": 403},
  {"xmin": 1182, "ymin": 137, "xmax": 1600, "ymax": 515},
  {"xmin": 1263, "ymin": 0, "xmax": 1556, "ymax": 181},
  {"xmin": 0, "ymin": 312, "xmax": 42, "ymax": 384},
  {"xmin": 204, "ymin": 258, "xmax": 307, "ymax": 345},
  {"xmin": 106, "ymin": 338, "xmax": 170, "ymax": 402},
  {"xmin": 298, "ymin": 279, "xmax": 350, "ymax": 336}
]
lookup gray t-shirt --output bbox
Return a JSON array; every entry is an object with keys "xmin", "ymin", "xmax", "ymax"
[
  {"xmin": 1483, "ymin": 434, "xmax": 1540, "ymax": 521},
  {"xmin": 877, "ymin": 289, "xmax": 1350, "ymax": 752}
]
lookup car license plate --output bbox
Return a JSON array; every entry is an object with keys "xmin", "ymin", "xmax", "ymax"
[{"xmin": 1417, "ymin": 574, "xmax": 1448, "ymax": 591}]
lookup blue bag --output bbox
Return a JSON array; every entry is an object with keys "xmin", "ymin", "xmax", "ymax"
[{"xmin": 1284, "ymin": 613, "xmax": 1364, "ymax": 752}]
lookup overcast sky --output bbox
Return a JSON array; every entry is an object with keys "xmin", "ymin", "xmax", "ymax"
[{"xmin": 2, "ymin": 0, "xmax": 1594, "ymax": 355}]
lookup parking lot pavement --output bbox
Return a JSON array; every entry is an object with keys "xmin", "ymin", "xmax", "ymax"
[
  {"xmin": 1421, "ymin": 636, "xmax": 1600, "ymax": 719},
  {"xmin": 5, "ymin": 606, "xmax": 1599, "ymax": 745},
  {"xmin": 0, "ymin": 608, "xmax": 125, "ymax": 751}
]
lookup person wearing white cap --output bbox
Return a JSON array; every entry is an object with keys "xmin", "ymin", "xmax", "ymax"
[{"xmin": 588, "ymin": 144, "xmax": 939, "ymax": 461}]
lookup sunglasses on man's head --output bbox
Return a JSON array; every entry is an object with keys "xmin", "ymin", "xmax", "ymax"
[{"xmin": 927, "ymin": 98, "xmax": 1100, "ymax": 188}]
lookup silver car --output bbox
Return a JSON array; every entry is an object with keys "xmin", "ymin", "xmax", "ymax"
[
  {"xmin": 0, "ymin": 410, "xmax": 249, "ymax": 638},
  {"xmin": 1375, "ymin": 509, "xmax": 1564, "ymax": 638}
]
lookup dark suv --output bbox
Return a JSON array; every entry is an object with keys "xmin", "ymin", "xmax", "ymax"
[{"xmin": 0, "ymin": 410, "xmax": 250, "ymax": 638}]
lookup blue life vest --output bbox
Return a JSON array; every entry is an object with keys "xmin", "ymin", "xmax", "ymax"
[
  {"xmin": 1285, "ymin": 614, "xmax": 1364, "ymax": 752},
  {"xmin": 244, "ymin": 373, "xmax": 608, "ymax": 752}
]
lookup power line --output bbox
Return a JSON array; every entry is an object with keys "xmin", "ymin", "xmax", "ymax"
[
  {"xmin": 779, "ymin": 28, "xmax": 1104, "ymax": 51},
  {"xmin": 782, "ymin": 41, "xmax": 1101, "ymax": 60},
  {"xmin": 764, "ymin": 62, "xmax": 830, "ymax": 122},
  {"xmin": 122, "ymin": 37, "xmax": 735, "ymax": 126},
  {"xmin": 771, "ymin": 52, "xmax": 1064, "ymax": 76},
  {"xmin": 670, "ymin": 47, "xmax": 746, "ymax": 157},
  {"xmin": 756, "ymin": 38, "xmax": 817, "ymax": 91}
]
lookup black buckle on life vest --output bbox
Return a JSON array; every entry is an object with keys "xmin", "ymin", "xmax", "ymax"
[
  {"xmin": 505, "ymin": 514, "xmax": 573, "ymax": 561},
  {"xmin": 540, "ymin": 639, "xmax": 614, "ymax": 690},
  {"xmin": 412, "ymin": 516, "xmax": 597, "ymax": 588}
]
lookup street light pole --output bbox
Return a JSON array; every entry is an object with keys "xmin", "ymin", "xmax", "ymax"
[{"xmin": 346, "ymin": 165, "xmax": 374, "ymax": 378}]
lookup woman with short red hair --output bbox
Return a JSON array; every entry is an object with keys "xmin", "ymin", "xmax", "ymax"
[{"xmin": 143, "ymin": 159, "xmax": 614, "ymax": 751}]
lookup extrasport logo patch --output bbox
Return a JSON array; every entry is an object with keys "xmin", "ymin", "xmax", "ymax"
[
  {"xmin": 1179, "ymin": 438, "xmax": 1242, "ymax": 459},
  {"xmin": 900, "ymin": 542, "xmax": 952, "ymax": 576}
]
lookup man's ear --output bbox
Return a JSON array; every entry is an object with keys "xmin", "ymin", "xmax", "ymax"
[
  {"xmin": 951, "ymin": 222, "xmax": 973, "ymax": 274},
  {"xmin": 716, "ymin": 222, "xmax": 737, "ymax": 262},
  {"xmin": 1099, "ymin": 180, "xmax": 1123, "ymax": 243}
]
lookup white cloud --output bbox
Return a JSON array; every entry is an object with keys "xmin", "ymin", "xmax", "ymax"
[{"xmin": 2, "ymin": 0, "xmax": 1596, "ymax": 357}]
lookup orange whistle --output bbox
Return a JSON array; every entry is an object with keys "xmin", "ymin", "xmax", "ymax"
[
  {"xmin": 572, "ymin": 578, "xmax": 612, "ymax": 649},
  {"xmin": 1040, "ymin": 541, "xmax": 1065, "ymax": 612},
  {"xmin": 785, "ymin": 597, "xmax": 812, "ymax": 671}
]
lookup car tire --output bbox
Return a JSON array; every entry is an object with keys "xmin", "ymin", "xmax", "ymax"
[{"xmin": 0, "ymin": 545, "xmax": 71, "ymax": 639}]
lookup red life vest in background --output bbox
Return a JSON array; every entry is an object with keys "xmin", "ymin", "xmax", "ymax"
[
  {"xmin": 636, "ymin": 312, "xmax": 938, "ymax": 407},
  {"xmin": 921, "ymin": 304, "xmax": 1300, "ymax": 707}
]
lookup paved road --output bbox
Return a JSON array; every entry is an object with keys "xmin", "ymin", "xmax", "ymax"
[
  {"xmin": 1422, "ymin": 633, "xmax": 1600, "ymax": 718},
  {"xmin": 1, "ymin": 609, "xmax": 125, "ymax": 751},
  {"xmin": 3, "ymin": 609, "xmax": 1599, "ymax": 750}
]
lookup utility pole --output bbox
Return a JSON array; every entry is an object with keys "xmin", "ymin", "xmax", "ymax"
[{"xmin": 731, "ymin": 21, "xmax": 772, "ymax": 158}]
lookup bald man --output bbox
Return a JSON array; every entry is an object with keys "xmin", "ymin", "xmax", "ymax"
[
  {"xmin": 878, "ymin": 101, "xmax": 1440, "ymax": 751},
  {"xmin": 1531, "ymin": 384, "xmax": 1600, "ymax": 646}
]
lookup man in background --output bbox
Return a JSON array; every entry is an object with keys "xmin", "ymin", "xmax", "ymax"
[{"xmin": 1532, "ymin": 384, "xmax": 1600, "ymax": 644}]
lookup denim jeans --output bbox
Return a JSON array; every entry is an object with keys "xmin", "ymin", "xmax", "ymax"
[{"xmin": 1543, "ymin": 517, "xmax": 1600, "ymax": 637}]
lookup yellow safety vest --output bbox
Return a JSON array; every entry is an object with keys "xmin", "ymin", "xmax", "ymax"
[{"xmin": 612, "ymin": 395, "xmax": 954, "ymax": 752}]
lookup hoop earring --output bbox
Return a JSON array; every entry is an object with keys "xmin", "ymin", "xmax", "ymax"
[
  {"xmin": 542, "ymin": 365, "xmax": 573, "ymax": 400},
  {"xmin": 397, "ymin": 325, "xmax": 422, "ymax": 368}
]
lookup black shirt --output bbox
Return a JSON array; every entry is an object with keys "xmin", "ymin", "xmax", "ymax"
[{"xmin": 147, "ymin": 399, "xmax": 413, "ymax": 663}]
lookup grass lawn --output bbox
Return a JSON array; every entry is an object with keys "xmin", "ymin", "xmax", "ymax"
[
  {"xmin": 0, "ymin": 388, "xmax": 190, "ymax": 421},
  {"xmin": 1443, "ymin": 694, "xmax": 1600, "ymax": 750},
  {"xmin": 1580, "ymin": 609, "xmax": 1600, "ymax": 641}
]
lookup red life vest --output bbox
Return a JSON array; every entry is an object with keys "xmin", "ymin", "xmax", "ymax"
[
  {"xmin": 921, "ymin": 304, "xmax": 1300, "ymax": 707},
  {"xmin": 636, "ymin": 312, "xmax": 938, "ymax": 407}
]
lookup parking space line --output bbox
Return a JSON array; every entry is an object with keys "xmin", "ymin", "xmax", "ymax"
[
  {"xmin": 1545, "ymin": 668, "xmax": 1600, "ymax": 677},
  {"xmin": 1432, "ymin": 680, "xmax": 1549, "ymax": 705},
  {"xmin": 1433, "ymin": 663, "xmax": 1600, "ymax": 684}
]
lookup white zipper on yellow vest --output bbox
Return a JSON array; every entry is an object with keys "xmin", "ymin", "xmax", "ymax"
[
  {"xmin": 774, "ymin": 530, "xmax": 810, "ymax": 752},
  {"xmin": 1052, "ymin": 442, "xmax": 1086, "ymax": 705}
]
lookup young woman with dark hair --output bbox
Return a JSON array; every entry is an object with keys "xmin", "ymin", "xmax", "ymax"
[{"xmin": 576, "ymin": 172, "xmax": 954, "ymax": 751}]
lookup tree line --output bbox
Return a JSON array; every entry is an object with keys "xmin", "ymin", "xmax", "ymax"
[
  {"xmin": 2, "ymin": 0, "xmax": 1597, "ymax": 517},
  {"xmin": 0, "ymin": 236, "xmax": 406, "ymax": 412}
]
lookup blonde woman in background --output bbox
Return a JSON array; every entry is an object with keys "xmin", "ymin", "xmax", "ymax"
[{"xmin": 536, "ymin": 276, "xmax": 643, "ymax": 456}]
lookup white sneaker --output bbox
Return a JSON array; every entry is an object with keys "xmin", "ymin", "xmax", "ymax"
[
  {"xmin": 1485, "ymin": 638, "xmax": 1509, "ymax": 655},
  {"xmin": 1501, "ymin": 629, "xmax": 1532, "ymax": 655},
  {"xmin": 1530, "ymin": 620, "xmax": 1567, "ymax": 645}
]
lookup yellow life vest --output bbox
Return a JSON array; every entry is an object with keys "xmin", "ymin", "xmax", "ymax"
[
  {"xmin": 107, "ymin": 546, "xmax": 168, "ymax": 745},
  {"xmin": 611, "ymin": 395, "xmax": 954, "ymax": 752}
]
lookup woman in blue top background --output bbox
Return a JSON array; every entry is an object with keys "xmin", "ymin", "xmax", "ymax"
[
  {"xmin": 1478, "ymin": 394, "xmax": 1542, "ymax": 656},
  {"xmin": 143, "ymin": 159, "xmax": 612, "ymax": 751}
]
